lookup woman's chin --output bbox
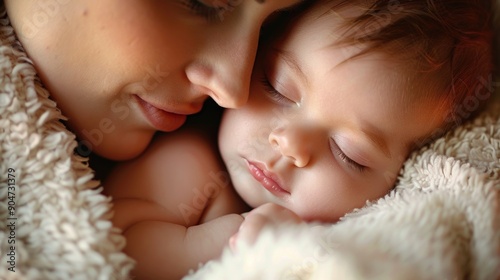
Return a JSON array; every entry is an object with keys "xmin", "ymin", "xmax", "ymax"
[{"xmin": 85, "ymin": 132, "xmax": 154, "ymax": 161}]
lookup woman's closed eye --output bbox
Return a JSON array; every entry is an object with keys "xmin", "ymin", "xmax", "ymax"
[
  {"xmin": 329, "ymin": 139, "xmax": 366, "ymax": 173},
  {"xmin": 182, "ymin": 0, "xmax": 234, "ymax": 22}
]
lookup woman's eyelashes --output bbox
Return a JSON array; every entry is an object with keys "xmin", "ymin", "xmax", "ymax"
[
  {"xmin": 183, "ymin": 0, "xmax": 233, "ymax": 21},
  {"xmin": 329, "ymin": 139, "xmax": 366, "ymax": 172}
]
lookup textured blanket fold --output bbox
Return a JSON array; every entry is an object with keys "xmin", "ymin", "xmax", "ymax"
[
  {"xmin": 0, "ymin": 3, "xmax": 499, "ymax": 280},
  {"xmin": 0, "ymin": 6, "xmax": 134, "ymax": 280}
]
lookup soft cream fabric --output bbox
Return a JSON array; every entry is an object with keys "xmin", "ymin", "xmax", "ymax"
[
  {"xmin": 0, "ymin": 2, "xmax": 499, "ymax": 280},
  {"xmin": 0, "ymin": 6, "xmax": 134, "ymax": 280}
]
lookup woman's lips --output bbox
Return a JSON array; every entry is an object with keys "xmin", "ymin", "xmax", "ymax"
[
  {"xmin": 135, "ymin": 95, "xmax": 187, "ymax": 132},
  {"xmin": 246, "ymin": 160, "xmax": 290, "ymax": 197}
]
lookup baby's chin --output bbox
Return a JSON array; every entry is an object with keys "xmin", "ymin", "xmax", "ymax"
[{"xmin": 231, "ymin": 182, "xmax": 267, "ymax": 209}]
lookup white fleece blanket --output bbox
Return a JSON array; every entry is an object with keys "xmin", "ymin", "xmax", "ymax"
[
  {"xmin": 0, "ymin": 3, "xmax": 499, "ymax": 280},
  {"xmin": 0, "ymin": 7, "xmax": 134, "ymax": 280}
]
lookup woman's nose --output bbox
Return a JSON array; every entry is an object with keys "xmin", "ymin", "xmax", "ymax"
[
  {"xmin": 185, "ymin": 50, "xmax": 253, "ymax": 108},
  {"xmin": 268, "ymin": 126, "xmax": 312, "ymax": 168},
  {"xmin": 185, "ymin": 27, "xmax": 259, "ymax": 109},
  {"xmin": 185, "ymin": 0, "xmax": 303, "ymax": 109},
  {"xmin": 187, "ymin": 0, "xmax": 300, "ymax": 108}
]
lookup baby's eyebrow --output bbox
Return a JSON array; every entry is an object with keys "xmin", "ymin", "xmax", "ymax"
[
  {"xmin": 272, "ymin": 49, "xmax": 310, "ymax": 88},
  {"xmin": 359, "ymin": 123, "xmax": 391, "ymax": 159},
  {"xmin": 272, "ymin": 48, "xmax": 391, "ymax": 159}
]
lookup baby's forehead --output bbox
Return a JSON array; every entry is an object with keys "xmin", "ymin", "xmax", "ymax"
[{"xmin": 270, "ymin": 0, "xmax": 492, "ymax": 152}]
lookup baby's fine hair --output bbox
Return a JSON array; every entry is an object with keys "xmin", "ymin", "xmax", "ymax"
[
  {"xmin": 336, "ymin": 0, "xmax": 494, "ymax": 138},
  {"xmin": 274, "ymin": 0, "xmax": 494, "ymax": 146}
]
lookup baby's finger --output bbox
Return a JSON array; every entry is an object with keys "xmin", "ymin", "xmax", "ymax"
[
  {"xmin": 237, "ymin": 212, "xmax": 270, "ymax": 246},
  {"xmin": 229, "ymin": 232, "xmax": 238, "ymax": 252},
  {"xmin": 251, "ymin": 203, "xmax": 302, "ymax": 225}
]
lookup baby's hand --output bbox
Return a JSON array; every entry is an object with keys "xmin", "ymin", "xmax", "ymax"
[{"xmin": 229, "ymin": 203, "xmax": 303, "ymax": 250}]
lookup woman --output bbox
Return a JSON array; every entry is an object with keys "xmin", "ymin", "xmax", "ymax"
[
  {"xmin": 0, "ymin": 1, "xmax": 305, "ymax": 278},
  {"xmin": 4, "ymin": 0, "xmax": 303, "ymax": 161}
]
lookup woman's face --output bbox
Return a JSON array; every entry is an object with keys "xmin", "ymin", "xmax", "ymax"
[{"xmin": 5, "ymin": 0, "xmax": 301, "ymax": 160}]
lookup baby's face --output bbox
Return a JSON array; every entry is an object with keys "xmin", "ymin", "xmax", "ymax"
[
  {"xmin": 5, "ymin": 0, "xmax": 300, "ymax": 160},
  {"xmin": 219, "ymin": 9, "xmax": 446, "ymax": 222}
]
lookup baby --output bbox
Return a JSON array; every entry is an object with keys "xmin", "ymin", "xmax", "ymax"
[{"xmin": 103, "ymin": 0, "xmax": 493, "ymax": 279}]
